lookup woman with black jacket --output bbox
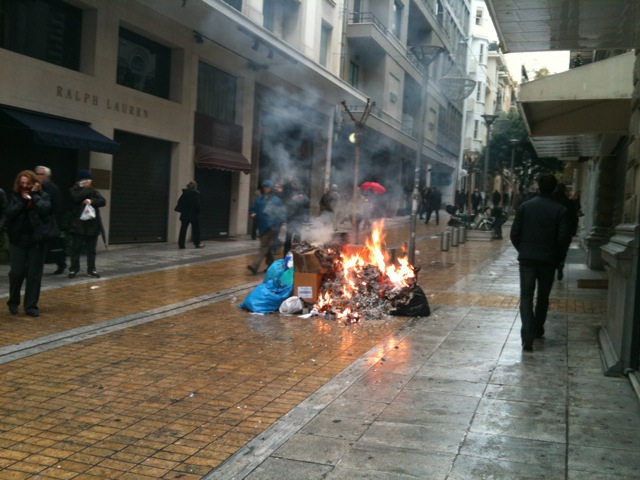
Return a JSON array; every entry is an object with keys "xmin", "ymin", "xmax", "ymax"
[{"xmin": 5, "ymin": 170, "xmax": 53, "ymax": 317}]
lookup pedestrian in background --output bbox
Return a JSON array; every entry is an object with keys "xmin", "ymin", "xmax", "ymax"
[
  {"xmin": 247, "ymin": 180, "xmax": 284, "ymax": 275},
  {"xmin": 68, "ymin": 170, "xmax": 106, "ymax": 279},
  {"xmin": 175, "ymin": 180, "xmax": 204, "ymax": 249},
  {"xmin": 552, "ymin": 182, "xmax": 579, "ymax": 281},
  {"xmin": 0, "ymin": 186, "xmax": 6, "ymax": 235},
  {"xmin": 510, "ymin": 173, "xmax": 570, "ymax": 351},
  {"xmin": 35, "ymin": 166, "xmax": 67, "ymax": 274},
  {"xmin": 282, "ymin": 180, "xmax": 309, "ymax": 256},
  {"xmin": 5, "ymin": 170, "xmax": 52, "ymax": 317},
  {"xmin": 424, "ymin": 187, "xmax": 441, "ymax": 225},
  {"xmin": 492, "ymin": 189, "xmax": 502, "ymax": 207},
  {"xmin": 471, "ymin": 187, "xmax": 482, "ymax": 214}
]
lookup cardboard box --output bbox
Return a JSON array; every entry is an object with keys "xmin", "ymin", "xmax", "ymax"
[
  {"xmin": 293, "ymin": 250, "xmax": 326, "ymax": 273},
  {"xmin": 294, "ymin": 272, "xmax": 324, "ymax": 303}
]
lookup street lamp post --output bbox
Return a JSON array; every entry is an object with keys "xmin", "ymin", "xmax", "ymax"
[
  {"xmin": 408, "ymin": 44, "xmax": 445, "ymax": 266},
  {"xmin": 509, "ymin": 138, "xmax": 518, "ymax": 212},
  {"xmin": 481, "ymin": 113, "xmax": 498, "ymax": 206}
]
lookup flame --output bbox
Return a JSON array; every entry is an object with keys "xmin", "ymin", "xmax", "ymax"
[{"xmin": 315, "ymin": 219, "xmax": 416, "ymax": 324}]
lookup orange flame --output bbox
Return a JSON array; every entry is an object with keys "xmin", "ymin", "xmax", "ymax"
[{"xmin": 315, "ymin": 219, "xmax": 416, "ymax": 323}]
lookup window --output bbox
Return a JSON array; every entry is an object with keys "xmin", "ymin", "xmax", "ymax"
[
  {"xmin": 117, "ymin": 28, "xmax": 171, "ymax": 99},
  {"xmin": 223, "ymin": 0, "xmax": 242, "ymax": 11},
  {"xmin": 263, "ymin": 0, "xmax": 275, "ymax": 31},
  {"xmin": 473, "ymin": 120, "xmax": 479, "ymax": 139},
  {"xmin": 349, "ymin": 61, "xmax": 359, "ymax": 89},
  {"xmin": 197, "ymin": 62, "xmax": 236, "ymax": 122},
  {"xmin": 392, "ymin": 1, "xmax": 402, "ymax": 38},
  {"xmin": 320, "ymin": 22, "xmax": 332, "ymax": 67},
  {"xmin": 476, "ymin": 81, "xmax": 482, "ymax": 102},
  {"xmin": 0, "ymin": 0, "xmax": 82, "ymax": 70},
  {"xmin": 475, "ymin": 8, "xmax": 483, "ymax": 25},
  {"xmin": 479, "ymin": 44, "xmax": 485, "ymax": 64},
  {"xmin": 353, "ymin": 0, "xmax": 362, "ymax": 22}
]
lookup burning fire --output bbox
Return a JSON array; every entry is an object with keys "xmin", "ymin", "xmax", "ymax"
[{"xmin": 315, "ymin": 220, "xmax": 416, "ymax": 324}]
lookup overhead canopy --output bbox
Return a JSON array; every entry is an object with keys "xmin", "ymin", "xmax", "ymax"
[
  {"xmin": 517, "ymin": 52, "xmax": 633, "ymax": 158},
  {"xmin": 194, "ymin": 144, "xmax": 251, "ymax": 174},
  {"xmin": 0, "ymin": 107, "xmax": 121, "ymax": 154}
]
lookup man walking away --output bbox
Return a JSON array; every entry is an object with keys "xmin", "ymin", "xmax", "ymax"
[{"xmin": 510, "ymin": 173, "xmax": 570, "ymax": 351}]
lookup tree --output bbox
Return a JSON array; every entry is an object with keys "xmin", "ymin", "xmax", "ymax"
[
  {"xmin": 481, "ymin": 110, "xmax": 563, "ymax": 192},
  {"xmin": 534, "ymin": 67, "xmax": 551, "ymax": 79}
]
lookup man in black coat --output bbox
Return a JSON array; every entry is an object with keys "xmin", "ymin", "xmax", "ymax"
[
  {"xmin": 68, "ymin": 170, "xmax": 107, "ymax": 278},
  {"xmin": 510, "ymin": 173, "xmax": 570, "ymax": 351},
  {"xmin": 35, "ymin": 166, "xmax": 67, "ymax": 274},
  {"xmin": 175, "ymin": 180, "xmax": 203, "ymax": 250}
]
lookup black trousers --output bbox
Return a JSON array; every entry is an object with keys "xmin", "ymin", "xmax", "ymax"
[
  {"xmin": 69, "ymin": 233, "xmax": 99, "ymax": 272},
  {"xmin": 8, "ymin": 242, "xmax": 46, "ymax": 311},
  {"xmin": 179, "ymin": 219, "xmax": 201, "ymax": 247},
  {"xmin": 425, "ymin": 207, "xmax": 439, "ymax": 224},
  {"xmin": 519, "ymin": 260, "xmax": 555, "ymax": 345}
]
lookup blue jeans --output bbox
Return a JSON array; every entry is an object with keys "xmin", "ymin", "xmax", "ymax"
[{"xmin": 519, "ymin": 259, "xmax": 556, "ymax": 345}]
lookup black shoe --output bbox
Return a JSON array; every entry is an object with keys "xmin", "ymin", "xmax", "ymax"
[
  {"xmin": 247, "ymin": 265, "xmax": 257, "ymax": 275},
  {"xmin": 195, "ymin": 244, "xmax": 205, "ymax": 248},
  {"xmin": 25, "ymin": 309, "xmax": 39, "ymax": 317},
  {"xmin": 53, "ymin": 265, "xmax": 66, "ymax": 275},
  {"xmin": 557, "ymin": 268, "xmax": 564, "ymax": 281},
  {"xmin": 68, "ymin": 270, "xmax": 78, "ymax": 279},
  {"xmin": 535, "ymin": 328, "xmax": 545, "ymax": 339},
  {"xmin": 87, "ymin": 270, "xmax": 101, "ymax": 278},
  {"xmin": 522, "ymin": 342, "xmax": 533, "ymax": 352},
  {"xmin": 179, "ymin": 246, "xmax": 186, "ymax": 249},
  {"xmin": 8, "ymin": 305, "xmax": 18, "ymax": 315}
]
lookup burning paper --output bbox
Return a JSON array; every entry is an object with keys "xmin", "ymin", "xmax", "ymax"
[{"xmin": 308, "ymin": 220, "xmax": 428, "ymax": 324}]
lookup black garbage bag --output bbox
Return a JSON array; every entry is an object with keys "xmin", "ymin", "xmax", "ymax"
[{"xmin": 389, "ymin": 285, "xmax": 431, "ymax": 317}]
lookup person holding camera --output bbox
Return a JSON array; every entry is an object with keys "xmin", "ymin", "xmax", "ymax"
[{"xmin": 68, "ymin": 170, "xmax": 106, "ymax": 279}]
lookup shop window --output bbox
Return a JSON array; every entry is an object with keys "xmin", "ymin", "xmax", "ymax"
[
  {"xmin": 197, "ymin": 62, "xmax": 236, "ymax": 122},
  {"xmin": 0, "ymin": 0, "xmax": 82, "ymax": 70},
  {"xmin": 117, "ymin": 27, "xmax": 171, "ymax": 99}
]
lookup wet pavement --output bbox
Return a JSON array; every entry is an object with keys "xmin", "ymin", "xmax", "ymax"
[{"xmin": 1, "ymin": 216, "xmax": 638, "ymax": 479}]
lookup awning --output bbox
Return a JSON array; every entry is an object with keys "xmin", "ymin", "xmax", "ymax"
[
  {"xmin": 0, "ymin": 107, "xmax": 121, "ymax": 154},
  {"xmin": 194, "ymin": 144, "xmax": 251, "ymax": 174}
]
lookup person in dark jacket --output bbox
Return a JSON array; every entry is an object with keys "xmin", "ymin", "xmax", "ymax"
[
  {"xmin": 247, "ymin": 180, "xmax": 284, "ymax": 275},
  {"xmin": 424, "ymin": 188, "xmax": 441, "ymax": 225},
  {"xmin": 552, "ymin": 183, "xmax": 579, "ymax": 281},
  {"xmin": 68, "ymin": 169, "xmax": 107, "ymax": 279},
  {"xmin": 35, "ymin": 165, "xmax": 67, "ymax": 274},
  {"xmin": 175, "ymin": 180, "xmax": 204, "ymax": 249},
  {"xmin": 5, "ymin": 170, "xmax": 53, "ymax": 316},
  {"xmin": 511, "ymin": 173, "xmax": 570, "ymax": 351},
  {"xmin": 471, "ymin": 187, "xmax": 482, "ymax": 214}
]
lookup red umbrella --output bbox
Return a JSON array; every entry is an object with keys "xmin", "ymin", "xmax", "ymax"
[{"xmin": 360, "ymin": 182, "xmax": 386, "ymax": 194}]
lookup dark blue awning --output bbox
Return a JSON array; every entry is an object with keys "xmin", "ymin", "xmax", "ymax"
[{"xmin": 0, "ymin": 107, "xmax": 120, "ymax": 154}]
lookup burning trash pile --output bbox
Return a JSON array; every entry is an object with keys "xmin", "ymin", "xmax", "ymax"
[{"xmin": 293, "ymin": 221, "xmax": 431, "ymax": 324}]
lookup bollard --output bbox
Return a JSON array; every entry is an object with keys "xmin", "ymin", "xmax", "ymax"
[
  {"xmin": 459, "ymin": 226, "xmax": 466, "ymax": 243},
  {"xmin": 441, "ymin": 230, "xmax": 450, "ymax": 251},
  {"xmin": 451, "ymin": 227, "xmax": 460, "ymax": 246}
]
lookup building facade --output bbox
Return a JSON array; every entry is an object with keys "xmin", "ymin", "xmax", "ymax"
[{"xmin": 0, "ymin": 0, "xmax": 476, "ymax": 245}]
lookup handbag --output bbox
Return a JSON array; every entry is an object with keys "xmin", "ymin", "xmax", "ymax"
[
  {"xmin": 80, "ymin": 204, "xmax": 96, "ymax": 221},
  {"xmin": 30, "ymin": 211, "xmax": 61, "ymax": 242}
]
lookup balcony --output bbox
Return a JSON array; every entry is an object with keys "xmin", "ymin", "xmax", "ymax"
[{"xmin": 346, "ymin": 12, "xmax": 421, "ymax": 77}]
